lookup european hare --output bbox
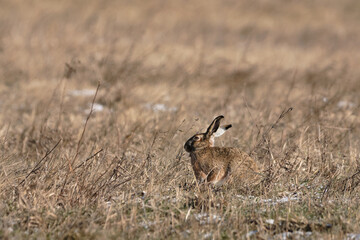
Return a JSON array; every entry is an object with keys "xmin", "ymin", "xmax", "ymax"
[{"xmin": 184, "ymin": 115, "xmax": 258, "ymax": 186}]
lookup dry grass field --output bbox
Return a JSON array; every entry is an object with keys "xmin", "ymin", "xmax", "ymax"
[{"xmin": 1, "ymin": 0, "xmax": 360, "ymax": 239}]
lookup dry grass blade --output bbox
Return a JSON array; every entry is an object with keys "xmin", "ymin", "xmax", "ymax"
[
  {"xmin": 250, "ymin": 107, "xmax": 293, "ymax": 155},
  {"xmin": 73, "ymin": 149, "xmax": 104, "ymax": 170},
  {"xmin": 18, "ymin": 139, "xmax": 61, "ymax": 187},
  {"xmin": 69, "ymin": 81, "xmax": 101, "ymax": 171}
]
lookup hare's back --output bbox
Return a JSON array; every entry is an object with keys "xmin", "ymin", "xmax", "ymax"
[
  {"xmin": 204, "ymin": 147, "xmax": 255, "ymax": 168},
  {"xmin": 228, "ymin": 148, "xmax": 257, "ymax": 170},
  {"xmin": 224, "ymin": 147, "xmax": 259, "ymax": 182}
]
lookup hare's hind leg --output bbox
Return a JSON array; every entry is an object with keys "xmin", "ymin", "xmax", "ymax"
[{"xmin": 206, "ymin": 167, "xmax": 228, "ymax": 186}]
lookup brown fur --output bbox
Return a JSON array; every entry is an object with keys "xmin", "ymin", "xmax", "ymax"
[{"xmin": 184, "ymin": 116, "xmax": 258, "ymax": 185}]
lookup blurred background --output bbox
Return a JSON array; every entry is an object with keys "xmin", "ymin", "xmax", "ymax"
[{"xmin": 1, "ymin": 0, "xmax": 359, "ymax": 159}]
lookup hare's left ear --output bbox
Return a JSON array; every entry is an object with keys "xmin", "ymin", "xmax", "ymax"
[{"xmin": 205, "ymin": 115, "xmax": 224, "ymax": 139}]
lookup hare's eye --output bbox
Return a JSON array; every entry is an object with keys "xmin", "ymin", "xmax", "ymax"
[{"xmin": 194, "ymin": 136, "xmax": 200, "ymax": 141}]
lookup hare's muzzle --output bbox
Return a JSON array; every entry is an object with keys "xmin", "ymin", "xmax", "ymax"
[{"xmin": 184, "ymin": 138, "xmax": 195, "ymax": 152}]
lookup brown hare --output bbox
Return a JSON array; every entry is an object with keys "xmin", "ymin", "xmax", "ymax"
[{"xmin": 184, "ymin": 115, "xmax": 258, "ymax": 186}]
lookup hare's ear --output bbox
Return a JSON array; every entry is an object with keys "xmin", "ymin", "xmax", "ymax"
[
  {"xmin": 205, "ymin": 115, "xmax": 224, "ymax": 138},
  {"xmin": 213, "ymin": 124, "xmax": 232, "ymax": 137}
]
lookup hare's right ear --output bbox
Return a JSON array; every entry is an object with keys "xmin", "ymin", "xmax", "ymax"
[
  {"xmin": 214, "ymin": 124, "xmax": 232, "ymax": 137},
  {"xmin": 205, "ymin": 115, "xmax": 224, "ymax": 139}
]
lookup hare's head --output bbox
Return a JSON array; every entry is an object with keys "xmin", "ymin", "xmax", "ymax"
[{"xmin": 184, "ymin": 115, "xmax": 232, "ymax": 152}]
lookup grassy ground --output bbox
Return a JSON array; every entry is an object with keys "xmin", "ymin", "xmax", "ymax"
[{"xmin": 1, "ymin": 0, "xmax": 360, "ymax": 239}]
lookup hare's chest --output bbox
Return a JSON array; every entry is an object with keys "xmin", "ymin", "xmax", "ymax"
[
  {"xmin": 193, "ymin": 151, "xmax": 206, "ymax": 165},
  {"xmin": 190, "ymin": 153, "xmax": 208, "ymax": 172}
]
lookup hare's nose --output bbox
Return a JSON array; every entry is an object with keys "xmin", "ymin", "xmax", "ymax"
[{"xmin": 184, "ymin": 140, "xmax": 193, "ymax": 152}]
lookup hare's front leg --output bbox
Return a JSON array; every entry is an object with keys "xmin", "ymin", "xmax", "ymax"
[{"xmin": 192, "ymin": 160, "xmax": 207, "ymax": 182}]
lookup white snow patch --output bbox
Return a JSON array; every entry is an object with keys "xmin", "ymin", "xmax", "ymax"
[
  {"xmin": 145, "ymin": 103, "xmax": 178, "ymax": 113},
  {"xmin": 203, "ymin": 232, "xmax": 212, "ymax": 239},
  {"xmin": 265, "ymin": 219, "xmax": 274, "ymax": 224},
  {"xmin": 69, "ymin": 89, "xmax": 96, "ymax": 97},
  {"xmin": 194, "ymin": 213, "xmax": 222, "ymax": 225},
  {"xmin": 337, "ymin": 100, "xmax": 355, "ymax": 109},
  {"xmin": 236, "ymin": 195, "xmax": 256, "ymax": 200},
  {"xmin": 92, "ymin": 103, "xmax": 104, "ymax": 112},
  {"xmin": 139, "ymin": 221, "xmax": 158, "ymax": 229},
  {"xmin": 347, "ymin": 233, "xmax": 360, "ymax": 240},
  {"xmin": 246, "ymin": 230, "xmax": 258, "ymax": 238},
  {"xmin": 261, "ymin": 193, "xmax": 300, "ymax": 205},
  {"xmin": 84, "ymin": 103, "xmax": 104, "ymax": 114},
  {"xmin": 236, "ymin": 193, "xmax": 301, "ymax": 206},
  {"xmin": 274, "ymin": 231, "xmax": 312, "ymax": 240}
]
